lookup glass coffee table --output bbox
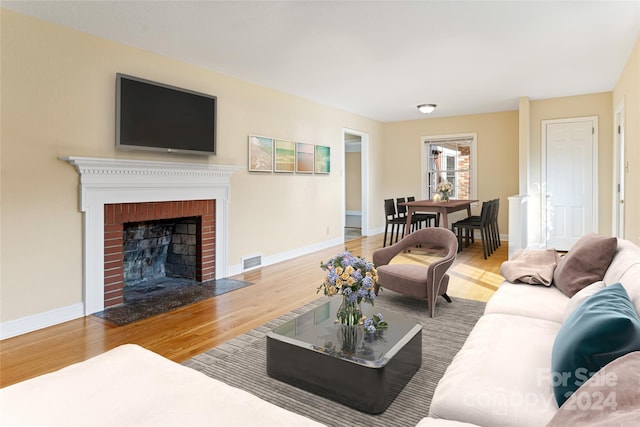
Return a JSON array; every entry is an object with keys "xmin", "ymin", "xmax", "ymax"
[{"xmin": 266, "ymin": 298, "xmax": 422, "ymax": 414}]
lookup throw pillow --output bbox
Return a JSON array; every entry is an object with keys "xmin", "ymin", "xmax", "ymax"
[
  {"xmin": 547, "ymin": 351, "xmax": 640, "ymax": 426},
  {"xmin": 551, "ymin": 283, "xmax": 640, "ymax": 407},
  {"xmin": 561, "ymin": 281, "xmax": 606, "ymax": 323},
  {"xmin": 553, "ymin": 233, "xmax": 617, "ymax": 297}
]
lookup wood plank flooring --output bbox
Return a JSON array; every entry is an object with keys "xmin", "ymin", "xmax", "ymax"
[{"xmin": 0, "ymin": 233, "xmax": 507, "ymax": 388}]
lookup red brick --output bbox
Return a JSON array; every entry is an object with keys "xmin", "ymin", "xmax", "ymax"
[
  {"xmin": 104, "ymin": 205, "xmax": 115, "ymax": 225},
  {"xmin": 104, "ymin": 282, "xmax": 123, "ymax": 292}
]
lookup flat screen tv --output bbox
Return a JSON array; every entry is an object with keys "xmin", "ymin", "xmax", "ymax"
[{"xmin": 116, "ymin": 73, "xmax": 216, "ymax": 155}]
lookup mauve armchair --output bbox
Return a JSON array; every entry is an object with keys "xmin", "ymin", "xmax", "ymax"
[{"xmin": 373, "ymin": 228, "xmax": 458, "ymax": 317}]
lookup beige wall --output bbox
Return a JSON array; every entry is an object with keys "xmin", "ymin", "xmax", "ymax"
[
  {"xmin": 527, "ymin": 92, "xmax": 614, "ymax": 245},
  {"xmin": 380, "ymin": 112, "xmax": 520, "ymax": 234},
  {"xmin": 0, "ymin": 10, "xmax": 383, "ymax": 323},
  {"xmin": 613, "ymin": 38, "xmax": 640, "ymax": 247}
]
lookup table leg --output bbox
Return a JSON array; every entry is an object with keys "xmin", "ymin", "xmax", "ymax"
[
  {"xmin": 440, "ymin": 208, "xmax": 449, "ymax": 229},
  {"xmin": 405, "ymin": 207, "xmax": 414, "ymax": 235}
]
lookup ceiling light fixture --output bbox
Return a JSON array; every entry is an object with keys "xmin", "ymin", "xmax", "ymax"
[{"xmin": 417, "ymin": 104, "xmax": 437, "ymax": 114}]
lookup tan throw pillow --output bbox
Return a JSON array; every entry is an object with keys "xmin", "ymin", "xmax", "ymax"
[{"xmin": 553, "ymin": 234, "xmax": 617, "ymax": 298}]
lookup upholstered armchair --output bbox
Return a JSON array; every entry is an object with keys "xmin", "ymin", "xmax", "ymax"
[{"xmin": 373, "ymin": 228, "xmax": 458, "ymax": 317}]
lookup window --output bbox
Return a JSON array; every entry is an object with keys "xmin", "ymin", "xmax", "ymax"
[{"xmin": 421, "ymin": 133, "xmax": 477, "ymax": 200}]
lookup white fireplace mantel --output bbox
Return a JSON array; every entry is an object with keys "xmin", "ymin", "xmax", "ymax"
[{"xmin": 62, "ymin": 156, "xmax": 241, "ymax": 315}]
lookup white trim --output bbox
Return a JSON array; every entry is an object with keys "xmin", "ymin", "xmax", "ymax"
[
  {"xmin": 61, "ymin": 156, "xmax": 241, "ymax": 315},
  {"xmin": 227, "ymin": 236, "xmax": 343, "ymax": 276},
  {"xmin": 541, "ymin": 117, "xmax": 599, "ymax": 247},
  {"xmin": 0, "ymin": 303, "xmax": 84, "ymax": 340},
  {"xmin": 613, "ymin": 101, "xmax": 625, "ymax": 238}
]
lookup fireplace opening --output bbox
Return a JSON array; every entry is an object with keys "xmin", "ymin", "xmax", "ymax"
[
  {"xmin": 123, "ymin": 217, "xmax": 200, "ymax": 300},
  {"xmin": 104, "ymin": 200, "xmax": 216, "ymax": 308}
]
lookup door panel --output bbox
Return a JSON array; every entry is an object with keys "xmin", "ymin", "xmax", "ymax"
[{"xmin": 545, "ymin": 120, "xmax": 594, "ymax": 250}]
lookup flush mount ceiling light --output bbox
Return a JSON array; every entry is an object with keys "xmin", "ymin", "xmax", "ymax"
[{"xmin": 417, "ymin": 104, "xmax": 437, "ymax": 114}]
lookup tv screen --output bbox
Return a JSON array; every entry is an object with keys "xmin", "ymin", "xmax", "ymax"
[{"xmin": 116, "ymin": 73, "xmax": 216, "ymax": 155}]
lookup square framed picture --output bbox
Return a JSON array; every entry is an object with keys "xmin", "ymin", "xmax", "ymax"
[
  {"xmin": 275, "ymin": 139, "xmax": 296, "ymax": 173},
  {"xmin": 295, "ymin": 142, "xmax": 314, "ymax": 174},
  {"xmin": 248, "ymin": 135, "xmax": 273, "ymax": 172},
  {"xmin": 314, "ymin": 145, "xmax": 330, "ymax": 174}
]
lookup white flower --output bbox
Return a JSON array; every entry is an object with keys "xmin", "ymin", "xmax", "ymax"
[{"xmin": 436, "ymin": 181, "xmax": 453, "ymax": 193}]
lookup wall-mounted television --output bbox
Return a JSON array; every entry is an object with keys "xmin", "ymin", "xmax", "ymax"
[{"xmin": 116, "ymin": 73, "xmax": 216, "ymax": 155}]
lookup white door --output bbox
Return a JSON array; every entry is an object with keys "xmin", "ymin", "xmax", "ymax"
[{"xmin": 544, "ymin": 118, "xmax": 597, "ymax": 250}]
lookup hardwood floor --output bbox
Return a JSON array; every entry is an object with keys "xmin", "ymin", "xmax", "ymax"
[{"xmin": 0, "ymin": 232, "xmax": 507, "ymax": 388}]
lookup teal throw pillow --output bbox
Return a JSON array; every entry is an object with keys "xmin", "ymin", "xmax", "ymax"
[{"xmin": 551, "ymin": 283, "xmax": 640, "ymax": 407}]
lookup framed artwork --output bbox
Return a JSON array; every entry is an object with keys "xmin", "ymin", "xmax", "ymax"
[
  {"xmin": 314, "ymin": 145, "xmax": 330, "ymax": 174},
  {"xmin": 275, "ymin": 139, "xmax": 296, "ymax": 172},
  {"xmin": 248, "ymin": 135, "xmax": 273, "ymax": 172},
  {"xmin": 295, "ymin": 142, "xmax": 314, "ymax": 174}
]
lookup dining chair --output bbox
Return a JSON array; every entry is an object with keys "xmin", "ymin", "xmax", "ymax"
[
  {"xmin": 396, "ymin": 197, "xmax": 422, "ymax": 236},
  {"xmin": 490, "ymin": 198, "xmax": 501, "ymax": 249},
  {"xmin": 383, "ymin": 198, "xmax": 406, "ymax": 247},
  {"xmin": 452, "ymin": 200, "xmax": 493, "ymax": 259},
  {"xmin": 406, "ymin": 196, "xmax": 437, "ymax": 229}
]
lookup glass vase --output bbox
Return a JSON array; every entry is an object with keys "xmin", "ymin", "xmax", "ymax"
[
  {"xmin": 336, "ymin": 295, "xmax": 363, "ymax": 326},
  {"xmin": 337, "ymin": 324, "xmax": 362, "ymax": 354},
  {"xmin": 440, "ymin": 191, "xmax": 449, "ymax": 202}
]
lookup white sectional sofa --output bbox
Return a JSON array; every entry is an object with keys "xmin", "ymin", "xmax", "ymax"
[{"xmin": 424, "ymin": 235, "xmax": 640, "ymax": 426}]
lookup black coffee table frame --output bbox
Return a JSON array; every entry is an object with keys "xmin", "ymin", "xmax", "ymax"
[{"xmin": 266, "ymin": 298, "xmax": 422, "ymax": 414}]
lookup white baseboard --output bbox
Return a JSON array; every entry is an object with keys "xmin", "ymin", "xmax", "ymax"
[
  {"xmin": 0, "ymin": 303, "xmax": 84, "ymax": 340},
  {"xmin": 367, "ymin": 226, "xmax": 385, "ymax": 236},
  {"xmin": 228, "ymin": 236, "xmax": 344, "ymax": 277}
]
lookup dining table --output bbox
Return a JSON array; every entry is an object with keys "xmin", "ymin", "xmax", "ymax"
[{"xmin": 400, "ymin": 199, "xmax": 478, "ymax": 233}]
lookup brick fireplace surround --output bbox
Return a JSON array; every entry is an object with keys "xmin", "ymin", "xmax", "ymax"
[
  {"xmin": 104, "ymin": 200, "xmax": 215, "ymax": 307},
  {"xmin": 63, "ymin": 157, "xmax": 239, "ymax": 315}
]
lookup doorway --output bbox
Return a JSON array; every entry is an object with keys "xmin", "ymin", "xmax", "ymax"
[
  {"xmin": 343, "ymin": 128, "xmax": 369, "ymax": 241},
  {"xmin": 542, "ymin": 117, "xmax": 598, "ymax": 251}
]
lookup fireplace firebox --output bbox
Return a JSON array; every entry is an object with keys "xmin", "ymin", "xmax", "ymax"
[{"xmin": 104, "ymin": 200, "xmax": 215, "ymax": 308}]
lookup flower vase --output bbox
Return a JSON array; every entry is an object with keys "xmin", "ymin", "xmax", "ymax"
[
  {"xmin": 440, "ymin": 191, "xmax": 449, "ymax": 202},
  {"xmin": 336, "ymin": 295, "xmax": 363, "ymax": 326},
  {"xmin": 336, "ymin": 295, "xmax": 363, "ymax": 353},
  {"xmin": 338, "ymin": 324, "xmax": 362, "ymax": 354}
]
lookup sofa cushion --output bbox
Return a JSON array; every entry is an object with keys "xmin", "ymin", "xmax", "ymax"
[
  {"xmin": 551, "ymin": 283, "xmax": 640, "ymax": 407},
  {"xmin": 561, "ymin": 281, "xmax": 606, "ymax": 323},
  {"xmin": 547, "ymin": 351, "xmax": 640, "ymax": 427},
  {"xmin": 429, "ymin": 313, "xmax": 562, "ymax": 427},
  {"xmin": 553, "ymin": 234, "xmax": 617, "ymax": 298},
  {"xmin": 484, "ymin": 281, "xmax": 568, "ymax": 324}
]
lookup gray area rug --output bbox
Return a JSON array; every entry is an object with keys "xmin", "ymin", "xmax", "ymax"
[{"xmin": 184, "ymin": 292, "xmax": 485, "ymax": 426}]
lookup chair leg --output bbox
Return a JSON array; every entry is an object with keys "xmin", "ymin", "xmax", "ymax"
[
  {"xmin": 442, "ymin": 293, "xmax": 452, "ymax": 303},
  {"xmin": 489, "ymin": 225, "xmax": 495, "ymax": 252},
  {"xmin": 456, "ymin": 226, "xmax": 463, "ymax": 252},
  {"xmin": 383, "ymin": 226, "xmax": 389, "ymax": 248},
  {"xmin": 481, "ymin": 228, "xmax": 488, "ymax": 259}
]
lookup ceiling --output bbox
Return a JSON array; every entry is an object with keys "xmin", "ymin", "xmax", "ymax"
[{"xmin": 3, "ymin": 0, "xmax": 639, "ymax": 122}]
